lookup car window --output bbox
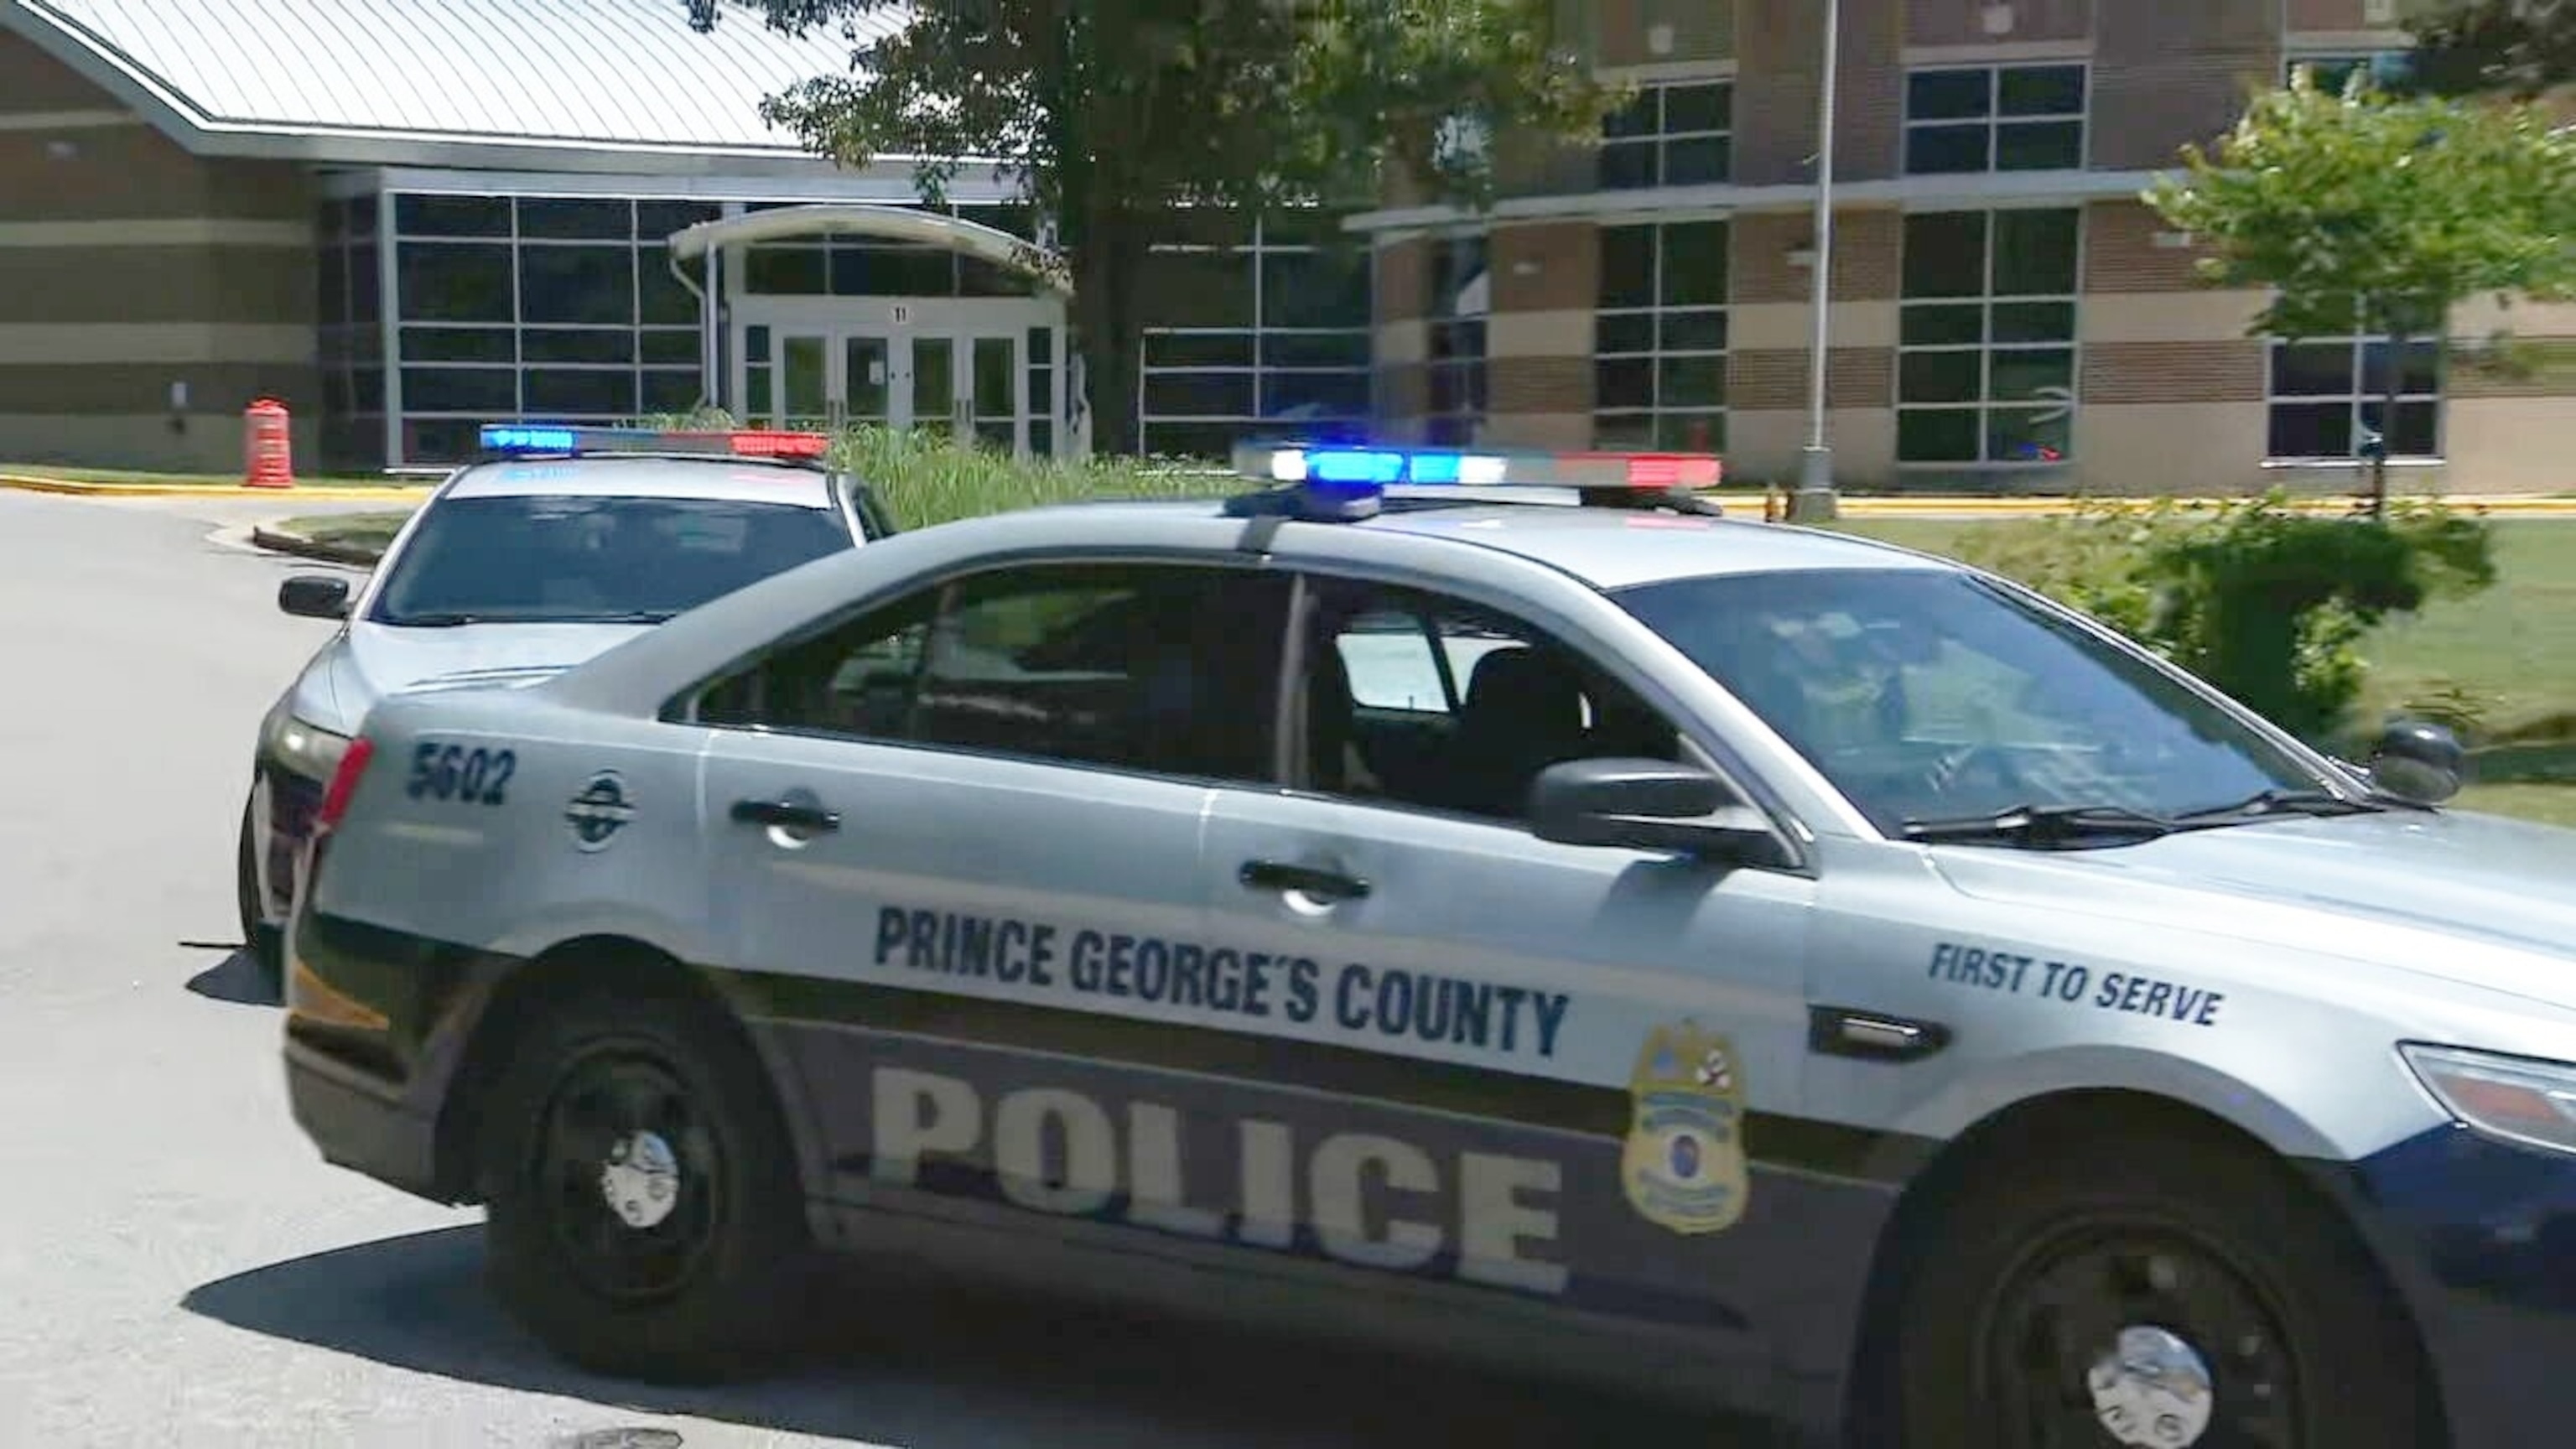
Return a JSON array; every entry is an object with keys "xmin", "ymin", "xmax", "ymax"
[
  {"xmin": 1612, "ymin": 567, "xmax": 2320, "ymax": 832},
  {"xmin": 1302, "ymin": 579, "xmax": 1681, "ymax": 823},
  {"xmin": 370, "ymin": 493, "xmax": 853, "ymax": 626},
  {"xmin": 700, "ymin": 561, "xmax": 1290, "ymax": 784}
]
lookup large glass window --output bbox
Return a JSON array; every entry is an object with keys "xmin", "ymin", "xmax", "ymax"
[
  {"xmin": 389, "ymin": 193, "xmax": 719, "ymax": 463},
  {"xmin": 2286, "ymin": 51, "xmax": 2417, "ymax": 92},
  {"xmin": 1614, "ymin": 568, "xmax": 2322, "ymax": 837},
  {"xmin": 2267, "ymin": 334, "xmax": 2443, "ymax": 461},
  {"xmin": 1599, "ymin": 80, "xmax": 1732, "ymax": 190},
  {"xmin": 1425, "ymin": 233, "xmax": 1488, "ymax": 448},
  {"xmin": 368, "ymin": 493, "xmax": 855, "ymax": 626},
  {"xmin": 315, "ymin": 194, "xmax": 383, "ymax": 470},
  {"xmin": 735, "ymin": 201, "xmax": 1042, "ymax": 300},
  {"xmin": 1595, "ymin": 220, "xmax": 1727, "ymax": 451},
  {"xmin": 1135, "ymin": 210, "xmax": 1372, "ymax": 459},
  {"xmin": 698, "ymin": 562, "xmax": 1292, "ymax": 784},
  {"xmin": 1898, "ymin": 209, "xmax": 2080, "ymax": 465},
  {"xmin": 1903, "ymin": 64, "xmax": 2087, "ymax": 174}
]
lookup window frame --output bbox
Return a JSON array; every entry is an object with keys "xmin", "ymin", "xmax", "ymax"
[
  {"xmin": 1273, "ymin": 564, "xmax": 1814, "ymax": 870},
  {"xmin": 670, "ymin": 551, "xmax": 1295, "ymax": 792},
  {"xmin": 1899, "ymin": 60, "xmax": 2091, "ymax": 177},
  {"xmin": 2263, "ymin": 331, "xmax": 2447, "ymax": 465},
  {"xmin": 1597, "ymin": 77, "xmax": 1736, "ymax": 190},
  {"xmin": 1135, "ymin": 211, "xmax": 1374, "ymax": 460},
  {"xmin": 1423, "ymin": 231, "xmax": 1491, "ymax": 447},
  {"xmin": 1592, "ymin": 216, "xmax": 1730, "ymax": 452},
  {"xmin": 1895, "ymin": 205, "xmax": 2085, "ymax": 469}
]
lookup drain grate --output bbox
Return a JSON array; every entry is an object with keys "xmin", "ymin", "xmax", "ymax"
[{"xmin": 559, "ymin": 1430, "xmax": 683, "ymax": 1449}]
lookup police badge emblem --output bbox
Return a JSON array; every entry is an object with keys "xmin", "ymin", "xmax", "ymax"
[{"xmin": 1621, "ymin": 1021, "xmax": 1749, "ymax": 1234}]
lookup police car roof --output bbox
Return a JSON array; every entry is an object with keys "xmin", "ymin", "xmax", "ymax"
[
  {"xmin": 1033, "ymin": 494, "xmax": 1952, "ymax": 590},
  {"xmin": 441, "ymin": 455, "xmax": 839, "ymax": 508}
]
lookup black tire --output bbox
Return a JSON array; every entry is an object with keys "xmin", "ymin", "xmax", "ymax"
[
  {"xmin": 235, "ymin": 796, "xmax": 282, "ymax": 989},
  {"xmin": 1892, "ymin": 1118, "xmax": 2435, "ymax": 1448},
  {"xmin": 475, "ymin": 984, "xmax": 814, "ymax": 1383}
]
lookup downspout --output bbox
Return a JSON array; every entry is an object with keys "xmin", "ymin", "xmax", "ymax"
[{"xmin": 669, "ymin": 246, "xmax": 714, "ymax": 415}]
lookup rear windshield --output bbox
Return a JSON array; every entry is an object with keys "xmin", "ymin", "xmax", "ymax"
[{"xmin": 369, "ymin": 493, "xmax": 852, "ymax": 626}]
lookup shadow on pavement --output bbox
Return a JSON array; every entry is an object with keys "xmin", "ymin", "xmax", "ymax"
[
  {"xmin": 184, "ymin": 945, "xmax": 279, "ymax": 1008},
  {"xmin": 182, "ymin": 1225, "xmax": 1726, "ymax": 1447}
]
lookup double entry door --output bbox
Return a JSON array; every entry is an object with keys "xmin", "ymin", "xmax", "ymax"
[{"xmin": 774, "ymin": 327, "xmax": 1026, "ymax": 454}]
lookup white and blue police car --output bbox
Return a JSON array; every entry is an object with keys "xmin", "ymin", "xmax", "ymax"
[
  {"xmin": 242, "ymin": 423, "xmax": 893, "ymax": 984},
  {"xmin": 280, "ymin": 441, "xmax": 2575, "ymax": 1447}
]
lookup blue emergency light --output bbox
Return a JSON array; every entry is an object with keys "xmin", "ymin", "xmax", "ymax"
[
  {"xmin": 1232, "ymin": 442, "xmax": 1722, "ymax": 491},
  {"xmin": 476, "ymin": 423, "xmax": 831, "ymax": 460}
]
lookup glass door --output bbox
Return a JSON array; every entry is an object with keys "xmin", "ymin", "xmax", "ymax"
[
  {"xmin": 967, "ymin": 333, "xmax": 1020, "ymax": 453},
  {"xmin": 776, "ymin": 332, "xmax": 833, "ymax": 430},
  {"xmin": 842, "ymin": 335, "xmax": 893, "ymax": 431},
  {"xmin": 909, "ymin": 336, "xmax": 956, "ymax": 443}
]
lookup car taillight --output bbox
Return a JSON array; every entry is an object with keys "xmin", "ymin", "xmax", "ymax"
[{"xmin": 314, "ymin": 736, "xmax": 377, "ymax": 835}]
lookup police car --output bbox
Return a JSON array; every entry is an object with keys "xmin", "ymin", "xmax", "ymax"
[
  {"xmin": 280, "ymin": 441, "xmax": 2574, "ymax": 1447},
  {"xmin": 241, "ymin": 423, "xmax": 891, "ymax": 983}
]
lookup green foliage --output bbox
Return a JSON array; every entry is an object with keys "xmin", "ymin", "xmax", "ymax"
[
  {"xmin": 1951, "ymin": 494, "xmax": 2500, "ymax": 743},
  {"xmin": 685, "ymin": 0, "xmax": 1613, "ymax": 453},
  {"xmin": 2143, "ymin": 68, "xmax": 2576, "ymax": 347},
  {"xmin": 2407, "ymin": 0, "xmax": 2576, "ymax": 97},
  {"xmin": 638, "ymin": 408, "xmax": 1233, "ymax": 528}
]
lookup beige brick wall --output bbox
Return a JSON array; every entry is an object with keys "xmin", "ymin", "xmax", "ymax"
[{"xmin": 2077, "ymin": 403, "xmax": 2273, "ymax": 494}]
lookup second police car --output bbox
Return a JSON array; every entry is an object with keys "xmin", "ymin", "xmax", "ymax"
[
  {"xmin": 280, "ymin": 442, "xmax": 2576, "ymax": 1447},
  {"xmin": 242, "ymin": 424, "xmax": 894, "ymax": 984}
]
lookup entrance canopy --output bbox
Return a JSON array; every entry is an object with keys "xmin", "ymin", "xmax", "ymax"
[{"xmin": 664, "ymin": 203, "xmax": 1073, "ymax": 295}]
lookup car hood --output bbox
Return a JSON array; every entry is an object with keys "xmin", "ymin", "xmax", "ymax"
[
  {"xmin": 310, "ymin": 621, "xmax": 653, "ymax": 730},
  {"xmin": 1928, "ymin": 806, "xmax": 2576, "ymax": 993}
]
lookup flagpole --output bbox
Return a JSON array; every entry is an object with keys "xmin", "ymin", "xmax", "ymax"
[{"xmin": 1791, "ymin": 0, "xmax": 1841, "ymax": 522}]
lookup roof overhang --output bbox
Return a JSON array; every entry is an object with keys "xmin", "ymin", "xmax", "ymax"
[
  {"xmin": 667, "ymin": 203, "xmax": 1071, "ymax": 294},
  {"xmin": 1342, "ymin": 169, "xmax": 2174, "ymax": 235}
]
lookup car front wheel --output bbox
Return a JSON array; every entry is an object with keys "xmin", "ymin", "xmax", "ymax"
[
  {"xmin": 236, "ymin": 794, "xmax": 280, "ymax": 986},
  {"xmin": 475, "ymin": 982, "xmax": 813, "ymax": 1383},
  {"xmin": 1892, "ymin": 1118, "xmax": 2437, "ymax": 1448}
]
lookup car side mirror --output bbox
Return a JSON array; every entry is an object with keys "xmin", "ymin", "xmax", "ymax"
[
  {"xmin": 278, "ymin": 574, "xmax": 351, "ymax": 621},
  {"xmin": 2366, "ymin": 716, "xmax": 2465, "ymax": 804},
  {"xmin": 1529, "ymin": 758, "xmax": 1784, "ymax": 865}
]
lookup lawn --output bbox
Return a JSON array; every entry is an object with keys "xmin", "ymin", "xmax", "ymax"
[{"xmin": 278, "ymin": 512, "xmax": 410, "ymax": 555}]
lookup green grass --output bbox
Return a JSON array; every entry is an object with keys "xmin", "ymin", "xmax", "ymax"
[
  {"xmin": 279, "ymin": 512, "xmax": 409, "ymax": 553},
  {"xmin": 2454, "ymin": 784, "xmax": 2576, "ymax": 828},
  {"xmin": 1, "ymin": 461, "xmax": 401, "ymax": 488}
]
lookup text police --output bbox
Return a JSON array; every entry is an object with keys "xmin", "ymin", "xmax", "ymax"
[{"xmin": 874, "ymin": 906, "xmax": 1574, "ymax": 1059}]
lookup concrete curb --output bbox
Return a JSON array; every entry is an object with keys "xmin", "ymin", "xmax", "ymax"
[
  {"xmin": 0, "ymin": 473, "xmax": 434, "ymax": 501},
  {"xmin": 248, "ymin": 524, "xmax": 383, "ymax": 568}
]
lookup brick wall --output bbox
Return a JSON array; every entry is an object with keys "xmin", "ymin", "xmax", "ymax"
[
  {"xmin": 2093, "ymin": 0, "xmax": 2280, "ymax": 169},
  {"xmin": 1732, "ymin": 210, "xmax": 1901, "ymax": 305},
  {"xmin": 1734, "ymin": 0, "xmax": 1903, "ymax": 184},
  {"xmin": 1908, "ymin": 0, "xmax": 2092, "ymax": 46}
]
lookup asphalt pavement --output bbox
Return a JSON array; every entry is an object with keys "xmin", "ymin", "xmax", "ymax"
[{"xmin": 0, "ymin": 490, "xmax": 1723, "ymax": 1448}]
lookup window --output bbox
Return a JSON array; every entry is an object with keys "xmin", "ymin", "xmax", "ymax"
[
  {"xmin": 388, "ymin": 193, "xmax": 720, "ymax": 462},
  {"xmin": 1599, "ymin": 80, "xmax": 1732, "ymax": 190},
  {"xmin": 1898, "ymin": 210, "xmax": 2080, "ymax": 465},
  {"xmin": 1595, "ymin": 220, "xmax": 1727, "ymax": 451},
  {"xmin": 1903, "ymin": 64, "xmax": 2087, "ymax": 174},
  {"xmin": 1425, "ymin": 234, "xmax": 1489, "ymax": 447},
  {"xmin": 699, "ymin": 563, "xmax": 1291, "ymax": 783},
  {"xmin": 1301, "ymin": 579, "xmax": 1683, "ymax": 823},
  {"xmin": 2267, "ymin": 334, "xmax": 2442, "ymax": 461},
  {"xmin": 1135, "ymin": 210, "xmax": 1373, "ymax": 460},
  {"xmin": 2286, "ymin": 51, "xmax": 2417, "ymax": 93},
  {"xmin": 369, "ymin": 495, "xmax": 855, "ymax": 627},
  {"xmin": 1613, "ymin": 569, "xmax": 2320, "ymax": 837}
]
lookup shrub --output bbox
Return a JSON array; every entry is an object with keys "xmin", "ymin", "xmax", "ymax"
[{"xmin": 1951, "ymin": 491, "xmax": 2497, "ymax": 745}]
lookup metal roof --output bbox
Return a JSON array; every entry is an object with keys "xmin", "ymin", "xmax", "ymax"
[{"xmin": 2, "ymin": 0, "xmax": 937, "ymax": 173}]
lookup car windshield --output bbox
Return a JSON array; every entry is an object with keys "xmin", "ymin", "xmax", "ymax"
[
  {"xmin": 1612, "ymin": 568, "xmax": 2327, "ymax": 834},
  {"xmin": 369, "ymin": 493, "xmax": 852, "ymax": 626}
]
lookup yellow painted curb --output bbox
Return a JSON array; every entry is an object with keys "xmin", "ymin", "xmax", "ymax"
[{"xmin": 0, "ymin": 475, "xmax": 434, "ymax": 501}]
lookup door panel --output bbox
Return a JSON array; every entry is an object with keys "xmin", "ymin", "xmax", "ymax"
[
  {"xmin": 969, "ymin": 333, "xmax": 1017, "ymax": 452},
  {"xmin": 843, "ymin": 335, "xmax": 892, "ymax": 428},
  {"xmin": 911, "ymin": 335, "xmax": 955, "ymax": 441},
  {"xmin": 778, "ymin": 332, "xmax": 831, "ymax": 430}
]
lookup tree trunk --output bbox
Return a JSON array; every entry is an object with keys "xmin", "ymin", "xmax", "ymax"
[
  {"xmin": 2371, "ymin": 323, "xmax": 2402, "ymax": 520},
  {"xmin": 1068, "ymin": 195, "xmax": 1149, "ymax": 458}
]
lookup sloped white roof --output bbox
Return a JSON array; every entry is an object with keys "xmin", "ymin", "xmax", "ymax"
[{"xmin": 3, "ymin": 0, "xmax": 924, "ymax": 171}]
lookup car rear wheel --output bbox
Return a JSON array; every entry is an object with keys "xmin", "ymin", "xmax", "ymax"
[
  {"xmin": 236, "ymin": 795, "xmax": 281, "ymax": 988},
  {"xmin": 1891, "ymin": 1119, "xmax": 2435, "ymax": 1448},
  {"xmin": 475, "ymin": 984, "xmax": 813, "ymax": 1383}
]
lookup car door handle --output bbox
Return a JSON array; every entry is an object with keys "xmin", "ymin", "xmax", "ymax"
[
  {"xmin": 731, "ymin": 797, "xmax": 841, "ymax": 832},
  {"xmin": 1807, "ymin": 1005, "xmax": 1951, "ymax": 1062},
  {"xmin": 1239, "ymin": 860, "xmax": 1370, "ymax": 901}
]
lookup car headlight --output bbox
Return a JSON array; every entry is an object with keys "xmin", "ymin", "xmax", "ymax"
[
  {"xmin": 2400, "ymin": 1044, "xmax": 2576, "ymax": 1156},
  {"xmin": 265, "ymin": 710, "xmax": 352, "ymax": 781}
]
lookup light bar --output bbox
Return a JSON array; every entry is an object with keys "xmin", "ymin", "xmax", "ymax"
[
  {"xmin": 1234, "ymin": 442, "xmax": 1720, "ymax": 491},
  {"xmin": 477, "ymin": 423, "xmax": 831, "ymax": 460}
]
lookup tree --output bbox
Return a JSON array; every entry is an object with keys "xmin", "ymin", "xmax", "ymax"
[
  {"xmin": 683, "ymin": 0, "xmax": 1613, "ymax": 455},
  {"xmin": 2143, "ymin": 68, "xmax": 2576, "ymax": 514},
  {"xmin": 2407, "ymin": 0, "xmax": 2576, "ymax": 98}
]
